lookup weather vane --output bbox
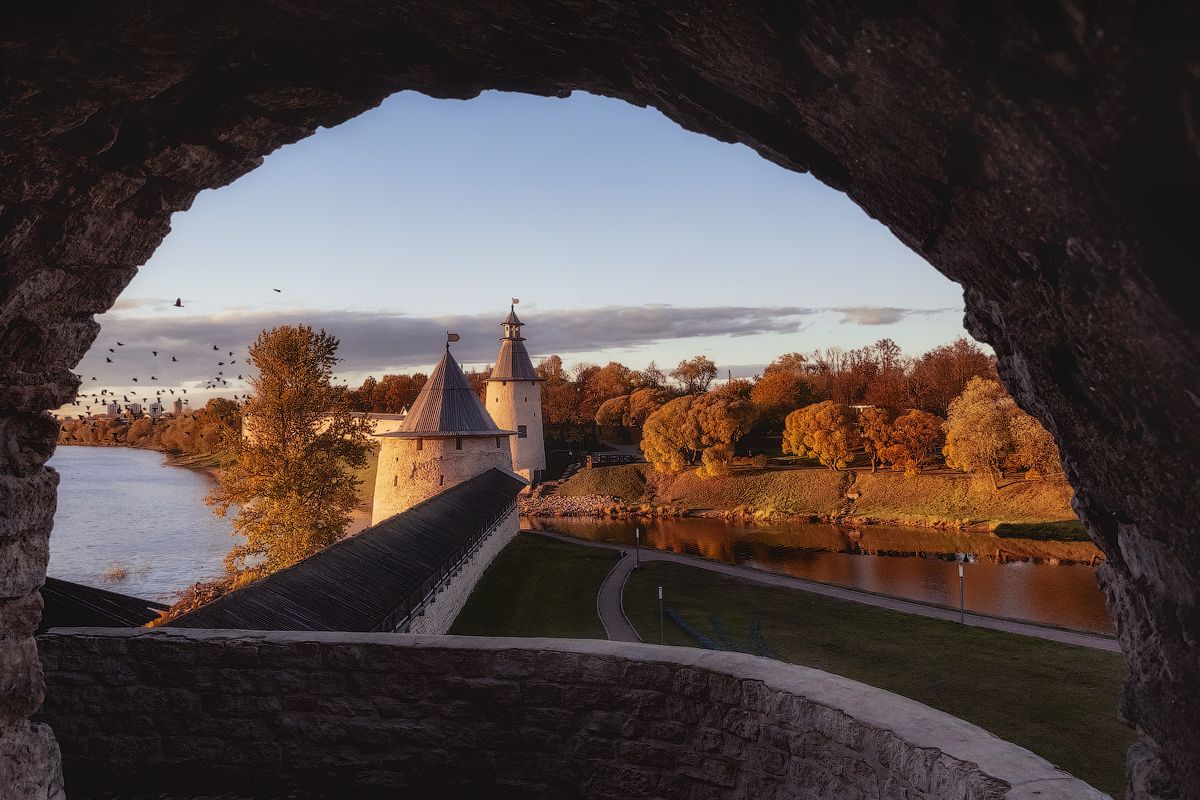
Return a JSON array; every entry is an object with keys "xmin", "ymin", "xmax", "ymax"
[{"xmin": 446, "ymin": 331, "xmax": 460, "ymax": 351}]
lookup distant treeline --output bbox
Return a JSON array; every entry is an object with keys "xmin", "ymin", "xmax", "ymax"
[
  {"xmin": 343, "ymin": 337, "xmax": 997, "ymax": 427},
  {"xmin": 56, "ymin": 398, "xmax": 240, "ymax": 456}
]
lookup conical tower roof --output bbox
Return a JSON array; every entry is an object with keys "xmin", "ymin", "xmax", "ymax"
[
  {"xmin": 489, "ymin": 306, "xmax": 540, "ymax": 382},
  {"xmin": 384, "ymin": 350, "xmax": 511, "ymax": 438}
]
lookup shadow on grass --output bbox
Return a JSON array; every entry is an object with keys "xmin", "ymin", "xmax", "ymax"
[{"xmin": 994, "ymin": 519, "xmax": 1087, "ymax": 541}]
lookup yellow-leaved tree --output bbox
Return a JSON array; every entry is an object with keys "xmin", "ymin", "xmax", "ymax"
[
  {"xmin": 942, "ymin": 377, "xmax": 1015, "ymax": 488},
  {"xmin": 208, "ymin": 325, "xmax": 372, "ymax": 579},
  {"xmin": 642, "ymin": 392, "xmax": 755, "ymax": 477},
  {"xmin": 782, "ymin": 401, "xmax": 860, "ymax": 470},
  {"xmin": 856, "ymin": 406, "xmax": 893, "ymax": 472},
  {"xmin": 879, "ymin": 409, "xmax": 945, "ymax": 476}
]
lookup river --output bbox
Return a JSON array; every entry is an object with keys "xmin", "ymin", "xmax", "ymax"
[
  {"xmin": 48, "ymin": 446, "xmax": 234, "ymax": 603},
  {"xmin": 46, "ymin": 446, "xmax": 1113, "ymax": 635},
  {"xmin": 525, "ymin": 516, "xmax": 1114, "ymax": 635}
]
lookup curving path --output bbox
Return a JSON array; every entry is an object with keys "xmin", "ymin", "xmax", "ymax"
[{"xmin": 530, "ymin": 529, "xmax": 1120, "ymax": 652}]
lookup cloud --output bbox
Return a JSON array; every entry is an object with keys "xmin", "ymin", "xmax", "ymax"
[
  {"xmin": 69, "ymin": 305, "xmax": 821, "ymax": 389},
  {"xmin": 63, "ymin": 303, "xmax": 960, "ymax": 402},
  {"xmin": 833, "ymin": 306, "xmax": 957, "ymax": 326}
]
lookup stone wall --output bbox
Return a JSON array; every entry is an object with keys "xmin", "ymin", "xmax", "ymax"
[
  {"xmin": 485, "ymin": 378, "xmax": 546, "ymax": 478},
  {"xmin": 37, "ymin": 628, "xmax": 1104, "ymax": 800},
  {"xmin": 405, "ymin": 507, "xmax": 519, "ymax": 634},
  {"xmin": 371, "ymin": 434, "xmax": 515, "ymax": 525}
]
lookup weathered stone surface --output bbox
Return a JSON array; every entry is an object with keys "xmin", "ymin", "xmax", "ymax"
[
  {"xmin": 37, "ymin": 629, "xmax": 1105, "ymax": 800},
  {"xmin": 2, "ymin": 4, "xmax": 1198, "ymax": 799},
  {"xmin": 0, "ymin": 722, "xmax": 63, "ymax": 800}
]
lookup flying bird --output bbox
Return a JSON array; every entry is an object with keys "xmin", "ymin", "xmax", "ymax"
[
  {"xmin": 171, "ymin": 356, "xmax": 177, "ymax": 362},
  {"xmin": 105, "ymin": 357, "xmax": 112, "ymax": 363},
  {"xmin": 131, "ymin": 378, "xmax": 138, "ymax": 382},
  {"xmin": 174, "ymin": 298, "xmax": 182, "ymax": 307},
  {"xmin": 212, "ymin": 345, "xmax": 219, "ymax": 351},
  {"xmin": 152, "ymin": 351, "xmax": 158, "ymax": 357},
  {"xmin": 273, "ymin": 288, "xmax": 281, "ymax": 293},
  {"xmin": 117, "ymin": 342, "xmax": 124, "ymax": 346},
  {"xmin": 108, "ymin": 348, "xmax": 114, "ymax": 353}
]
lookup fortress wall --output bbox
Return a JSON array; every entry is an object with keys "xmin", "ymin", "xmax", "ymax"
[
  {"xmin": 371, "ymin": 436, "xmax": 514, "ymax": 525},
  {"xmin": 36, "ymin": 628, "xmax": 1105, "ymax": 800},
  {"xmin": 486, "ymin": 379, "xmax": 546, "ymax": 475},
  {"xmin": 405, "ymin": 506, "xmax": 520, "ymax": 635}
]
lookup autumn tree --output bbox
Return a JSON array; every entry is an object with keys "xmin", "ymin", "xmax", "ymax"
[
  {"xmin": 595, "ymin": 394, "xmax": 631, "ymax": 428},
  {"xmin": 942, "ymin": 377, "xmax": 1016, "ymax": 488},
  {"xmin": 1007, "ymin": 408, "xmax": 1065, "ymax": 481},
  {"xmin": 671, "ymin": 355, "xmax": 718, "ymax": 394},
  {"xmin": 750, "ymin": 368, "xmax": 812, "ymax": 428},
  {"xmin": 880, "ymin": 410, "xmax": 945, "ymax": 475},
  {"xmin": 537, "ymin": 355, "xmax": 580, "ymax": 426},
  {"xmin": 782, "ymin": 401, "xmax": 860, "ymax": 470},
  {"xmin": 641, "ymin": 392, "xmax": 755, "ymax": 477},
  {"xmin": 856, "ymin": 406, "xmax": 894, "ymax": 472},
  {"xmin": 208, "ymin": 325, "xmax": 372, "ymax": 579}
]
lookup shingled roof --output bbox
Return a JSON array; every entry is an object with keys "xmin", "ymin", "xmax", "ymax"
[
  {"xmin": 39, "ymin": 578, "xmax": 167, "ymax": 633},
  {"xmin": 165, "ymin": 468, "xmax": 524, "ymax": 632},
  {"xmin": 386, "ymin": 349, "xmax": 508, "ymax": 438},
  {"xmin": 488, "ymin": 338, "xmax": 540, "ymax": 382}
]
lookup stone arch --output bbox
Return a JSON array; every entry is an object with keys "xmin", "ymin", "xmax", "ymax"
[{"xmin": 2, "ymin": 4, "xmax": 1197, "ymax": 799}]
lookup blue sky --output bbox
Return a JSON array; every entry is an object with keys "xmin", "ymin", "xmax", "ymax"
[{"xmin": 72, "ymin": 90, "xmax": 970, "ymax": 408}]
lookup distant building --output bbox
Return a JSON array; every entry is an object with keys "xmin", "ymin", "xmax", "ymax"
[
  {"xmin": 125, "ymin": 403, "xmax": 142, "ymax": 419},
  {"xmin": 105, "ymin": 402, "xmax": 120, "ymax": 418},
  {"xmin": 485, "ymin": 305, "xmax": 546, "ymax": 484},
  {"xmin": 173, "ymin": 398, "xmax": 184, "ymax": 415},
  {"xmin": 148, "ymin": 400, "xmax": 164, "ymax": 420}
]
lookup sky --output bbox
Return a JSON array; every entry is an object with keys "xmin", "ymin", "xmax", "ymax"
[{"xmin": 65, "ymin": 90, "xmax": 970, "ymax": 413}]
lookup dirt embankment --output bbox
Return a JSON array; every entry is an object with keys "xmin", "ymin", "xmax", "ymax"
[{"xmin": 529, "ymin": 463, "xmax": 1082, "ymax": 539}]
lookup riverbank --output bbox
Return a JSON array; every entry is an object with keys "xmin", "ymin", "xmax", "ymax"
[{"xmin": 529, "ymin": 463, "xmax": 1085, "ymax": 541}]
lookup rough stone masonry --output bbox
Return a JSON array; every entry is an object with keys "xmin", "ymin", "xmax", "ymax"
[
  {"xmin": 2, "ymin": 4, "xmax": 1198, "ymax": 798},
  {"xmin": 37, "ymin": 628, "xmax": 1107, "ymax": 800}
]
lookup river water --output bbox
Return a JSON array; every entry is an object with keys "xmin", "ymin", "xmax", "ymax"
[
  {"xmin": 525, "ymin": 516, "xmax": 1114, "ymax": 635},
  {"xmin": 48, "ymin": 446, "xmax": 234, "ymax": 603},
  {"xmin": 46, "ymin": 446, "xmax": 1112, "ymax": 635}
]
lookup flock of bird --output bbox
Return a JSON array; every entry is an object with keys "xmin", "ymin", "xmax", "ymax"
[{"xmin": 58, "ymin": 292, "xmax": 285, "ymax": 421}]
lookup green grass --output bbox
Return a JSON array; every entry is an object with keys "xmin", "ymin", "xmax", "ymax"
[
  {"xmin": 994, "ymin": 519, "xmax": 1089, "ymax": 541},
  {"xmin": 624, "ymin": 561, "xmax": 1131, "ymax": 798},
  {"xmin": 450, "ymin": 533, "xmax": 618, "ymax": 638}
]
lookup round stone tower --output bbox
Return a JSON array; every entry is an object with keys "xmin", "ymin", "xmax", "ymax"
[
  {"xmin": 371, "ymin": 344, "xmax": 516, "ymax": 525},
  {"xmin": 485, "ymin": 304, "xmax": 546, "ymax": 484}
]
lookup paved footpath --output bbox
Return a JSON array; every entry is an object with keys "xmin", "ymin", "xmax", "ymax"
[{"xmin": 531, "ymin": 529, "xmax": 1120, "ymax": 652}]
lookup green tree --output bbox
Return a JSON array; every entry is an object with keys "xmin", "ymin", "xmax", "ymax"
[
  {"xmin": 782, "ymin": 401, "xmax": 860, "ymax": 470},
  {"xmin": 208, "ymin": 325, "xmax": 371, "ymax": 578}
]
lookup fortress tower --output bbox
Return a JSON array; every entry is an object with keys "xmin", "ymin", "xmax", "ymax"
[
  {"xmin": 485, "ymin": 304, "xmax": 546, "ymax": 484},
  {"xmin": 371, "ymin": 343, "xmax": 517, "ymax": 525}
]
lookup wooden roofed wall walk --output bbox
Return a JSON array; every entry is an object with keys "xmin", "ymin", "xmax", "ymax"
[{"xmin": 167, "ymin": 468, "xmax": 525, "ymax": 632}]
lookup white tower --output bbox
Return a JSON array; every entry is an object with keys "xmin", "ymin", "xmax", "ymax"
[
  {"xmin": 485, "ymin": 304, "xmax": 546, "ymax": 484},
  {"xmin": 371, "ymin": 343, "xmax": 517, "ymax": 525}
]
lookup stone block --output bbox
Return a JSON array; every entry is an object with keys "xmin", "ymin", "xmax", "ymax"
[
  {"xmin": 0, "ymin": 636, "xmax": 44, "ymax": 724},
  {"xmin": 0, "ymin": 722, "xmax": 63, "ymax": 800}
]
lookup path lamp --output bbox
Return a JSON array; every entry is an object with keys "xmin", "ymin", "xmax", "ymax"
[
  {"xmin": 957, "ymin": 555, "xmax": 966, "ymax": 625},
  {"xmin": 658, "ymin": 585, "xmax": 664, "ymax": 645},
  {"xmin": 634, "ymin": 526, "xmax": 640, "ymax": 571}
]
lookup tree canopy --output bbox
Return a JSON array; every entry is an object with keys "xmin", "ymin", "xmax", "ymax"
[
  {"xmin": 782, "ymin": 401, "xmax": 860, "ymax": 470},
  {"xmin": 208, "ymin": 325, "xmax": 372, "ymax": 578}
]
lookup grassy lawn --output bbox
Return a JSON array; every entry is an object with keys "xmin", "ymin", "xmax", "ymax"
[
  {"xmin": 624, "ymin": 561, "xmax": 1131, "ymax": 798},
  {"xmin": 450, "ymin": 533, "xmax": 618, "ymax": 638}
]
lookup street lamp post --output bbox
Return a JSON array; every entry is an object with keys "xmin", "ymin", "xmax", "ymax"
[
  {"xmin": 634, "ymin": 526, "xmax": 640, "ymax": 571},
  {"xmin": 658, "ymin": 585, "xmax": 664, "ymax": 645},
  {"xmin": 958, "ymin": 558, "xmax": 966, "ymax": 625}
]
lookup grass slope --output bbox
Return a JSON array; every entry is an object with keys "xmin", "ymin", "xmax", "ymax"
[
  {"xmin": 450, "ymin": 533, "xmax": 618, "ymax": 639},
  {"xmin": 557, "ymin": 464, "xmax": 1081, "ymax": 537},
  {"xmin": 624, "ymin": 561, "xmax": 1130, "ymax": 798}
]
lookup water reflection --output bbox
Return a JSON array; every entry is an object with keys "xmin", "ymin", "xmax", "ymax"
[{"xmin": 525, "ymin": 516, "xmax": 1113, "ymax": 635}]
